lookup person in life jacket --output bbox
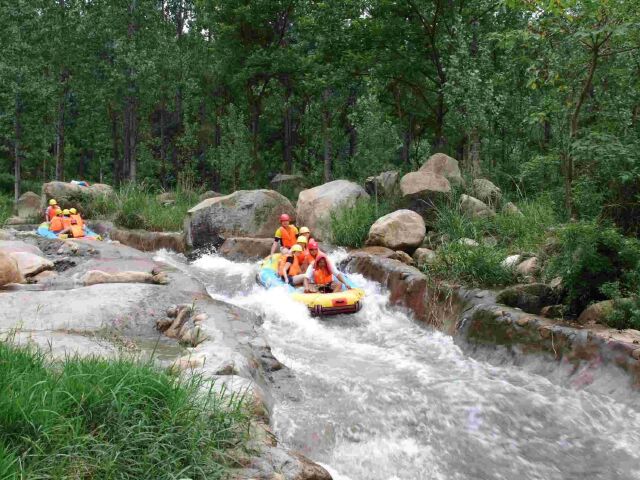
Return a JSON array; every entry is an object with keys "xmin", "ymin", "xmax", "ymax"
[
  {"xmin": 303, "ymin": 253, "xmax": 350, "ymax": 294},
  {"xmin": 61, "ymin": 209, "xmax": 73, "ymax": 235},
  {"xmin": 49, "ymin": 209, "xmax": 65, "ymax": 233},
  {"xmin": 278, "ymin": 244, "xmax": 307, "ymax": 286},
  {"xmin": 69, "ymin": 208, "xmax": 84, "ymax": 229},
  {"xmin": 69, "ymin": 210, "xmax": 85, "ymax": 238},
  {"xmin": 45, "ymin": 199, "xmax": 60, "ymax": 222},
  {"xmin": 299, "ymin": 226, "xmax": 313, "ymax": 241},
  {"xmin": 270, "ymin": 213, "xmax": 299, "ymax": 254},
  {"xmin": 305, "ymin": 239, "xmax": 322, "ymax": 265}
]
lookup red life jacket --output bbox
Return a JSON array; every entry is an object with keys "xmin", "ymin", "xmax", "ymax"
[{"xmin": 46, "ymin": 206, "xmax": 59, "ymax": 222}]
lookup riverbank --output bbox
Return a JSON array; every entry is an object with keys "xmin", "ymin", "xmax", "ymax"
[{"xmin": 0, "ymin": 228, "xmax": 331, "ymax": 480}]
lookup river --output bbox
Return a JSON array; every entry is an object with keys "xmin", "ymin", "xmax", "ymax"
[{"xmin": 190, "ymin": 250, "xmax": 640, "ymax": 480}]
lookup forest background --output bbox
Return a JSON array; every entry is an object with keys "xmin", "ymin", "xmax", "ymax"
[{"xmin": 2, "ymin": 0, "xmax": 639, "ymax": 234}]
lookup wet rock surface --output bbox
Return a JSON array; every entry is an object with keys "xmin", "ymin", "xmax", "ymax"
[
  {"xmin": 366, "ymin": 209, "xmax": 426, "ymax": 252},
  {"xmin": 0, "ymin": 228, "xmax": 330, "ymax": 479}
]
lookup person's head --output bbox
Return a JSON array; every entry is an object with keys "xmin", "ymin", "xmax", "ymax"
[
  {"xmin": 62, "ymin": 209, "xmax": 70, "ymax": 216},
  {"xmin": 49, "ymin": 199, "xmax": 57, "ymax": 207},
  {"xmin": 299, "ymin": 226, "xmax": 311, "ymax": 238},
  {"xmin": 308, "ymin": 239, "xmax": 319, "ymax": 257},
  {"xmin": 279, "ymin": 213, "xmax": 290, "ymax": 227},
  {"xmin": 316, "ymin": 256, "xmax": 328, "ymax": 269},
  {"xmin": 296, "ymin": 235, "xmax": 308, "ymax": 247},
  {"xmin": 69, "ymin": 208, "xmax": 77, "ymax": 215},
  {"xmin": 291, "ymin": 244, "xmax": 304, "ymax": 257},
  {"xmin": 56, "ymin": 209, "xmax": 63, "ymax": 216}
]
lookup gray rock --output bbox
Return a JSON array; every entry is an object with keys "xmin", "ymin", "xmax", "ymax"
[
  {"xmin": 472, "ymin": 178, "xmax": 502, "ymax": 206},
  {"xmin": 366, "ymin": 209, "xmax": 426, "ymax": 252},
  {"xmin": 270, "ymin": 173, "xmax": 305, "ymax": 197},
  {"xmin": 0, "ymin": 251, "xmax": 23, "ymax": 286},
  {"xmin": 391, "ymin": 250, "xmax": 414, "ymax": 265},
  {"xmin": 199, "ymin": 190, "xmax": 221, "ymax": 201},
  {"xmin": 420, "ymin": 153, "xmax": 464, "ymax": 186},
  {"xmin": 16, "ymin": 192, "xmax": 41, "ymax": 220},
  {"xmin": 42, "ymin": 181, "xmax": 113, "ymax": 210},
  {"xmin": 185, "ymin": 189, "xmax": 295, "ymax": 249},
  {"xmin": 502, "ymin": 201, "xmax": 523, "ymax": 216},
  {"xmin": 219, "ymin": 237, "xmax": 274, "ymax": 261},
  {"xmin": 459, "ymin": 194, "xmax": 495, "ymax": 219},
  {"xmin": 399, "ymin": 171, "xmax": 451, "ymax": 221},
  {"xmin": 413, "ymin": 247, "xmax": 436, "ymax": 266},
  {"xmin": 365, "ymin": 170, "xmax": 399, "ymax": 198},
  {"xmin": 501, "ymin": 254, "xmax": 522, "ymax": 269},
  {"xmin": 458, "ymin": 238, "xmax": 479, "ymax": 247},
  {"xmin": 296, "ymin": 180, "xmax": 369, "ymax": 241},
  {"xmin": 577, "ymin": 300, "xmax": 615, "ymax": 325},
  {"xmin": 10, "ymin": 251, "xmax": 54, "ymax": 277},
  {"xmin": 516, "ymin": 257, "xmax": 539, "ymax": 276},
  {"xmin": 496, "ymin": 283, "xmax": 558, "ymax": 315}
]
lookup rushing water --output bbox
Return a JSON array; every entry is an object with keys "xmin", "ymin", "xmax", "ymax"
[{"xmin": 189, "ymin": 251, "xmax": 640, "ymax": 480}]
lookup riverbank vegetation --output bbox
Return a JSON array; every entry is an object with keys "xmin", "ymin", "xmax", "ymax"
[{"xmin": 0, "ymin": 342, "xmax": 251, "ymax": 479}]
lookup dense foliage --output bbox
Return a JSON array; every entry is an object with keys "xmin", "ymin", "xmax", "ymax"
[
  {"xmin": 1, "ymin": 0, "xmax": 638, "ymax": 234},
  {"xmin": 0, "ymin": 342, "xmax": 250, "ymax": 479}
]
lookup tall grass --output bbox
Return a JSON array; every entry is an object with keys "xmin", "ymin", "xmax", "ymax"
[
  {"xmin": 84, "ymin": 183, "xmax": 201, "ymax": 232},
  {"xmin": 0, "ymin": 194, "xmax": 12, "ymax": 226},
  {"xmin": 433, "ymin": 193, "xmax": 559, "ymax": 253},
  {"xmin": 0, "ymin": 342, "xmax": 251, "ymax": 479},
  {"xmin": 330, "ymin": 196, "xmax": 395, "ymax": 248}
]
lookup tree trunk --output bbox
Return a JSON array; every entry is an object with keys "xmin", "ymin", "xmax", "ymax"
[
  {"xmin": 55, "ymin": 90, "xmax": 66, "ymax": 181},
  {"xmin": 110, "ymin": 106, "xmax": 121, "ymax": 186},
  {"xmin": 565, "ymin": 47, "xmax": 600, "ymax": 216},
  {"xmin": 14, "ymin": 94, "xmax": 21, "ymax": 205},
  {"xmin": 401, "ymin": 115, "xmax": 414, "ymax": 166},
  {"xmin": 322, "ymin": 89, "xmax": 332, "ymax": 183},
  {"xmin": 160, "ymin": 104, "xmax": 167, "ymax": 188},
  {"xmin": 124, "ymin": 93, "xmax": 137, "ymax": 182},
  {"xmin": 468, "ymin": 127, "xmax": 481, "ymax": 177},
  {"xmin": 346, "ymin": 89, "xmax": 357, "ymax": 160},
  {"xmin": 283, "ymin": 76, "xmax": 293, "ymax": 174}
]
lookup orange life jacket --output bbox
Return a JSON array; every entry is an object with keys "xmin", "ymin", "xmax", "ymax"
[
  {"xmin": 62, "ymin": 217, "xmax": 72, "ymax": 230},
  {"xmin": 46, "ymin": 206, "xmax": 58, "ymax": 222},
  {"xmin": 70, "ymin": 214, "xmax": 84, "ymax": 228},
  {"xmin": 278, "ymin": 253, "xmax": 304, "ymax": 277},
  {"xmin": 70, "ymin": 224, "xmax": 84, "ymax": 238},
  {"xmin": 49, "ymin": 216, "xmax": 64, "ymax": 232},
  {"xmin": 313, "ymin": 266, "xmax": 333, "ymax": 285},
  {"xmin": 312, "ymin": 254, "xmax": 333, "ymax": 285},
  {"xmin": 279, "ymin": 225, "xmax": 298, "ymax": 248}
]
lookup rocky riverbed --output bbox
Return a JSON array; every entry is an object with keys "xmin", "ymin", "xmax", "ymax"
[{"xmin": 0, "ymin": 228, "xmax": 331, "ymax": 480}]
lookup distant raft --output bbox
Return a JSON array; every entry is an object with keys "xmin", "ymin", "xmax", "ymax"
[
  {"xmin": 257, "ymin": 254, "xmax": 365, "ymax": 316},
  {"xmin": 36, "ymin": 222, "xmax": 101, "ymax": 240}
]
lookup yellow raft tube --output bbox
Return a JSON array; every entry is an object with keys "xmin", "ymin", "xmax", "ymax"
[{"xmin": 257, "ymin": 254, "xmax": 365, "ymax": 316}]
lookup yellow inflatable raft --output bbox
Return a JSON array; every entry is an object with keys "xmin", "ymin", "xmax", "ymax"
[{"xmin": 257, "ymin": 254, "xmax": 365, "ymax": 316}]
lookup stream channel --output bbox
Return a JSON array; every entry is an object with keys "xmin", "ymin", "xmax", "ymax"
[{"xmin": 187, "ymin": 249, "xmax": 640, "ymax": 480}]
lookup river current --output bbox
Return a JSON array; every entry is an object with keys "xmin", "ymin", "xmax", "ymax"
[{"xmin": 189, "ymin": 250, "xmax": 640, "ymax": 480}]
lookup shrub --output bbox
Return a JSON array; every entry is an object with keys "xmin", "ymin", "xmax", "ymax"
[
  {"xmin": 605, "ymin": 296, "xmax": 640, "ymax": 330},
  {"xmin": 547, "ymin": 221, "xmax": 640, "ymax": 314},
  {"xmin": 330, "ymin": 197, "xmax": 395, "ymax": 248},
  {"xmin": 0, "ymin": 342, "xmax": 250, "ymax": 479},
  {"xmin": 0, "ymin": 195, "xmax": 12, "ymax": 226},
  {"xmin": 425, "ymin": 242, "xmax": 517, "ymax": 287}
]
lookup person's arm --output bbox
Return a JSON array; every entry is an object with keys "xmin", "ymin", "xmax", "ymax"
[
  {"xmin": 303, "ymin": 265, "xmax": 313, "ymax": 292},
  {"xmin": 336, "ymin": 272, "xmax": 350, "ymax": 289},
  {"xmin": 271, "ymin": 228, "xmax": 282, "ymax": 255},
  {"xmin": 327, "ymin": 258, "xmax": 350, "ymax": 289},
  {"xmin": 283, "ymin": 260, "xmax": 292, "ymax": 284}
]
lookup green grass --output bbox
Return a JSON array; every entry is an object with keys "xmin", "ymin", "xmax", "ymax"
[
  {"xmin": 433, "ymin": 193, "xmax": 559, "ymax": 254},
  {"xmin": 424, "ymin": 241, "xmax": 517, "ymax": 287},
  {"xmin": 330, "ymin": 196, "xmax": 395, "ymax": 248},
  {"xmin": 0, "ymin": 194, "xmax": 12, "ymax": 226},
  {"xmin": 0, "ymin": 341, "xmax": 251, "ymax": 479},
  {"xmin": 84, "ymin": 183, "xmax": 201, "ymax": 232}
]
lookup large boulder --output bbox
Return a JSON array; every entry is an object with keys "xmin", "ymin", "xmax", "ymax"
[
  {"xmin": 399, "ymin": 171, "xmax": 451, "ymax": 221},
  {"xmin": 296, "ymin": 180, "xmax": 369, "ymax": 241},
  {"xmin": 10, "ymin": 252, "xmax": 54, "ymax": 278},
  {"xmin": 0, "ymin": 240, "xmax": 44, "ymax": 257},
  {"xmin": 496, "ymin": 283, "xmax": 558, "ymax": 315},
  {"xmin": 42, "ymin": 181, "xmax": 113, "ymax": 210},
  {"xmin": 366, "ymin": 209, "xmax": 426, "ymax": 252},
  {"xmin": 0, "ymin": 251, "xmax": 23, "ymax": 286},
  {"xmin": 16, "ymin": 192, "xmax": 41, "ymax": 220},
  {"xmin": 472, "ymin": 179, "xmax": 502, "ymax": 207},
  {"xmin": 365, "ymin": 171, "xmax": 399, "ymax": 198},
  {"xmin": 185, "ymin": 190, "xmax": 295, "ymax": 249},
  {"xmin": 218, "ymin": 237, "xmax": 274, "ymax": 261},
  {"xmin": 459, "ymin": 194, "xmax": 494, "ymax": 219},
  {"xmin": 577, "ymin": 300, "xmax": 615, "ymax": 325},
  {"xmin": 270, "ymin": 173, "xmax": 305, "ymax": 197},
  {"xmin": 109, "ymin": 227, "xmax": 186, "ymax": 253},
  {"xmin": 420, "ymin": 153, "xmax": 464, "ymax": 186}
]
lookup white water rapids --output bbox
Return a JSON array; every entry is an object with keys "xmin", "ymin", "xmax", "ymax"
[{"xmin": 189, "ymin": 250, "xmax": 640, "ymax": 480}]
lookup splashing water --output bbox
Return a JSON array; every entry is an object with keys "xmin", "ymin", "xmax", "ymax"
[{"xmin": 192, "ymin": 251, "xmax": 640, "ymax": 480}]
